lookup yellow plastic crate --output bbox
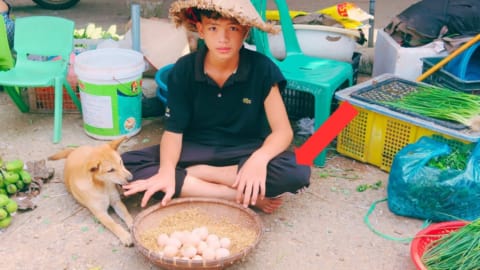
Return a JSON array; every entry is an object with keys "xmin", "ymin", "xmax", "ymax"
[{"xmin": 336, "ymin": 105, "xmax": 467, "ymax": 172}]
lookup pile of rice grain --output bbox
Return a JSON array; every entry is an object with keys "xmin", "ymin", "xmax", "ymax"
[{"xmin": 139, "ymin": 208, "xmax": 258, "ymax": 254}]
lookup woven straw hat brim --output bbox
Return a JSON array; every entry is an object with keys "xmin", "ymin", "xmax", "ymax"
[{"xmin": 169, "ymin": 0, "xmax": 279, "ymax": 34}]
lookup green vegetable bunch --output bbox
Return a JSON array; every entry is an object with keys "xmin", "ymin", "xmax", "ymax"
[
  {"xmin": 383, "ymin": 85, "xmax": 480, "ymax": 131},
  {"xmin": 0, "ymin": 193, "xmax": 17, "ymax": 229},
  {"xmin": 0, "ymin": 158, "xmax": 33, "ymax": 197},
  {"xmin": 422, "ymin": 220, "xmax": 480, "ymax": 270},
  {"xmin": 427, "ymin": 144, "xmax": 473, "ymax": 171}
]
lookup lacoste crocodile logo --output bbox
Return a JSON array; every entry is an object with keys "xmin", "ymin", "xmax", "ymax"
[{"xmin": 242, "ymin": 98, "xmax": 252, "ymax": 104}]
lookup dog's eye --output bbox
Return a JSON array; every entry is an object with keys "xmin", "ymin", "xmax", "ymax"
[{"xmin": 107, "ymin": 168, "xmax": 115, "ymax": 173}]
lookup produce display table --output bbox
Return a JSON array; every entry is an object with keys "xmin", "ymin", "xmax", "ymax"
[{"xmin": 334, "ymin": 73, "xmax": 479, "ymax": 172}]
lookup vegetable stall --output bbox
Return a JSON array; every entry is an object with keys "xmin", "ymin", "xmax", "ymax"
[{"xmin": 335, "ymin": 73, "xmax": 480, "ymax": 270}]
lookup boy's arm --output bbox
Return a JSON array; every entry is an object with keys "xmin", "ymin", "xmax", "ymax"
[
  {"xmin": 255, "ymin": 84, "xmax": 293, "ymax": 160},
  {"xmin": 154, "ymin": 130, "xmax": 183, "ymax": 206},
  {"xmin": 234, "ymin": 84, "xmax": 293, "ymax": 207}
]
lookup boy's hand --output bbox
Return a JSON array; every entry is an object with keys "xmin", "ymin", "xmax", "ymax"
[
  {"xmin": 233, "ymin": 155, "xmax": 268, "ymax": 208},
  {"xmin": 123, "ymin": 171, "xmax": 175, "ymax": 207}
]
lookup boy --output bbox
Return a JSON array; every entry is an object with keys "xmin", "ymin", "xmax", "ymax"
[{"xmin": 122, "ymin": 0, "xmax": 311, "ymax": 213}]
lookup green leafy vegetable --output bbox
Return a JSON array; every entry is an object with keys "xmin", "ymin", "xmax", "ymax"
[
  {"xmin": 356, "ymin": 181, "xmax": 382, "ymax": 192},
  {"xmin": 383, "ymin": 85, "xmax": 480, "ymax": 131},
  {"xmin": 427, "ymin": 144, "xmax": 473, "ymax": 171}
]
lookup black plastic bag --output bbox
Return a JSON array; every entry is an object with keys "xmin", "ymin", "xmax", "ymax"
[{"xmin": 385, "ymin": 0, "xmax": 480, "ymax": 47}]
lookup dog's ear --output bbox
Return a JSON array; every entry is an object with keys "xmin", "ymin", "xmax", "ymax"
[
  {"xmin": 109, "ymin": 136, "xmax": 128, "ymax": 150},
  {"xmin": 87, "ymin": 160, "xmax": 101, "ymax": 173}
]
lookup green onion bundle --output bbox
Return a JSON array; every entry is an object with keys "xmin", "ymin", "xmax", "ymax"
[
  {"xmin": 421, "ymin": 220, "xmax": 480, "ymax": 270},
  {"xmin": 383, "ymin": 86, "xmax": 480, "ymax": 131}
]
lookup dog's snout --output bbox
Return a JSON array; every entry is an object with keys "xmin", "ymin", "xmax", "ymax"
[{"xmin": 126, "ymin": 172, "xmax": 133, "ymax": 182}]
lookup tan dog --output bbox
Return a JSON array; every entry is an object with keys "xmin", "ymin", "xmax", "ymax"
[{"xmin": 48, "ymin": 136, "xmax": 134, "ymax": 246}]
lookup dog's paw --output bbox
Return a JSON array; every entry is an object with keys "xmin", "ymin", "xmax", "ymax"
[{"xmin": 121, "ymin": 234, "xmax": 134, "ymax": 247}]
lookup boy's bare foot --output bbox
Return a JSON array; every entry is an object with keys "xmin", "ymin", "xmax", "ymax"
[{"xmin": 251, "ymin": 196, "xmax": 283, "ymax": 214}]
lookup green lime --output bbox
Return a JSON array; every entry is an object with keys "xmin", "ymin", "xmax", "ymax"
[
  {"xmin": 5, "ymin": 159, "xmax": 24, "ymax": 172},
  {"xmin": 5, "ymin": 199, "xmax": 17, "ymax": 214},
  {"xmin": 0, "ymin": 194, "xmax": 8, "ymax": 207},
  {"xmin": 0, "ymin": 215, "xmax": 12, "ymax": 228},
  {"xmin": 19, "ymin": 170, "xmax": 32, "ymax": 185},
  {"xmin": 0, "ymin": 178, "xmax": 4, "ymax": 188},
  {"xmin": 0, "ymin": 189, "xmax": 6, "ymax": 196},
  {"xmin": 15, "ymin": 180, "xmax": 25, "ymax": 191},
  {"xmin": 6, "ymin": 184, "xmax": 17, "ymax": 195},
  {"xmin": 0, "ymin": 208, "xmax": 7, "ymax": 219},
  {"xmin": 3, "ymin": 171, "xmax": 19, "ymax": 184}
]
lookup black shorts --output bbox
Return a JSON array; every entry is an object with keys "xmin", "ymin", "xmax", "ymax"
[{"xmin": 121, "ymin": 141, "xmax": 311, "ymax": 200}]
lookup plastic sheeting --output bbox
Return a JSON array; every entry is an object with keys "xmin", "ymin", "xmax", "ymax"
[{"xmin": 388, "ymin": 136, "xmax": 480, "ymax": 222}]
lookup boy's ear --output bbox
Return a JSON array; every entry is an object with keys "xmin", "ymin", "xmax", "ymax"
[
  {"xmin": 244, "ymin": 27, "xmax": 251, "ymax": 40},
  {"xmin": 196, "ymin": 22, "xmax": 204, "ymax": 38}
]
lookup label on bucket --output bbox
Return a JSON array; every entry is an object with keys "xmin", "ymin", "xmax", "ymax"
[{"xmin": 78, "ymin": 78, "xmax": 142, "ymax": 140}]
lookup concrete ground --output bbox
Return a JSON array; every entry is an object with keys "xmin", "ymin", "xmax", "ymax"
[{"xmin": 1, "ymin": 1, "xmax": 430, "ymax": 270}]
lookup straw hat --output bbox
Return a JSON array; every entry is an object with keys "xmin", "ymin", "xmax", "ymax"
[{"xmin": 169, "ymin": 0, "xmax": 279, "ymax": 34}]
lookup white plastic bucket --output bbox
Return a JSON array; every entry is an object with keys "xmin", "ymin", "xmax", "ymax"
[{"xmin": 74, "ymin": 48, "xmax": 145, "ymax": 140}]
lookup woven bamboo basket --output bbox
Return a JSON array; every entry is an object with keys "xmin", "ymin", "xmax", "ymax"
[{"xmin": 132, "ymin": 197, "xmax": 264, "ymax": 270}]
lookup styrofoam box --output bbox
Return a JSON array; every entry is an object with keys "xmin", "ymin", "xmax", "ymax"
[{"xmin": 372, "ymin": 30, "xmax": 448, "ymax": 80}]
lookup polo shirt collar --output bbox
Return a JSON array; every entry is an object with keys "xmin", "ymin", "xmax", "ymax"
[{"xmin": 194, "ymin": 45, "xmax": 251, "ymax": 84}]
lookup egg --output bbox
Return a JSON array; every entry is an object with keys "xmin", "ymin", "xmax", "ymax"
[
  {"xmin": 215, "ymin": 248, "xmax": 230, "ymax": 260},
  {"xmin": 202, "ymin": 247, "xmax": 216, "ymax": 261},
  {"xmin": 206, "ymin": 234, "xmax": 220, "ymax": 250},
  {"xmin": 193, "ymin": 226, "xmax": 209, "ymax": 241},
  {"xmin": 156, "ymin": 233, "xmax": 170, "ymax": 248},
  {"xmin": 163, "ymin": 245, "xmax": 179, "ymax": 258},
  {"xmin": 192, "ymin": 255, "xmax": 203, "ymax": 261},
  {"xmin": 219, "ymin": 237, "xmax": 231, "ymax": 249},
  {"xmin": 170, "ymin": 231, "xmax": 184, "ymax": 241},
  {"xmin": 196, "ymin": 241, "xmax": 208, "ymax": 255},
  {"xmin": 165, "ymin": 237, "xmax": 182, "ymax": 249},
  {"xmin": 189, "ymin": 233, "xmax": 201, "ymax": 246},
  {"xmin": 181, "ymin": 232, "xmax": 201, "ymax": 247},
  {"xmin": 181, "ymin": 245, "xmax": 197, "ymax": 258},
  {"xmin": 179, "ymin": 230, "xmax": 191, "ymax": 243}
]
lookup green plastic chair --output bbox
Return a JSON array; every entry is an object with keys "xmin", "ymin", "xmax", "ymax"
[
  {"xmin": 251, "ymin": 0, "xmax": 354, "ymax": 167},
  {"xmin": 0, "ymin": 17, "xmax": 14, "ymax": 71},
  {"xmin": 0, "ymin": 16, "xmax": 81, "ymax": 144}
]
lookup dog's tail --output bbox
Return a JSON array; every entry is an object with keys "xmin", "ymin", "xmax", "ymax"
[{"xmin": 48, "ymin": 148, "xmax": 76, "ymax": 160}]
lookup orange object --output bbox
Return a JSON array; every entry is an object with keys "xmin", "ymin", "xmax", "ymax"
[{"xmin": 29, "ymin": 83, "xmax": 80, "ymax": 113}]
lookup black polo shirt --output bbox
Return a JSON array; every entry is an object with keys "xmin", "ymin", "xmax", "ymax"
[{"xmin": 165, "ymin": 45, "xmax": 286, "ymax": 147}]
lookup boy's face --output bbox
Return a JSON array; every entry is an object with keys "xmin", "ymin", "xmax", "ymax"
[{"xmin": 196, "ymin": 16, "xmax": 249, "ymax": 60}]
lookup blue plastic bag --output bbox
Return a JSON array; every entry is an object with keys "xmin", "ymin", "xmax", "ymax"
[{"xmin": 387, "ymin": 136, "xmax": 480, "ymax": 222}]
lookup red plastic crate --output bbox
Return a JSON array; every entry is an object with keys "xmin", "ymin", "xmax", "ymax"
[{"xmin": 27, "ymin": 84, "xmax": 80, "ymax": 113}]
